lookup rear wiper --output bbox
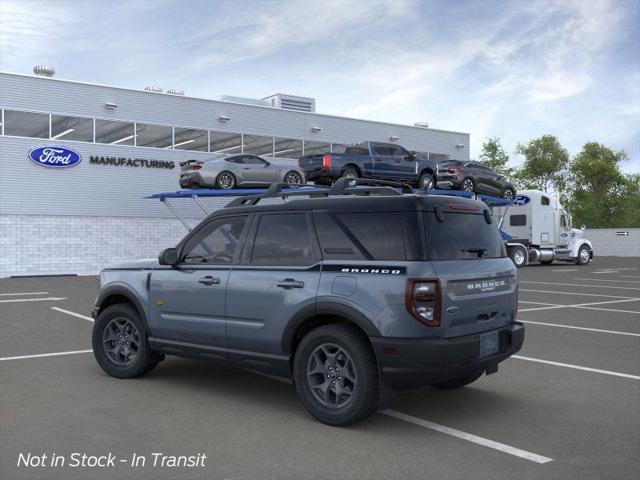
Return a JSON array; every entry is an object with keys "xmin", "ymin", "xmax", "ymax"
[{"xmin": 461, "ymin": 247, "xmax": 487, "ymax": 257}]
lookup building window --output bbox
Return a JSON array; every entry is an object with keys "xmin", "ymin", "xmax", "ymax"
[
  {"xmin": 274, "ymin": 137, "xmax": 303, "ymax": 159},
  {"xmin": 210, "ymin": 131, "xmax": 243, "ymax": 154},
  {"xmin": 3, "ymin": 110, "xmax": 49, "ymax": 138},
  {"xmin": 244, "ymin": 134, "xmax": 274, "ymax": 156},
  {"xmin": 173, "ymin": 127, "xmax": 208, "ymax": 151},
  {"xmin": 95, "ymin": 119, "xmax": 135, "ymax": 145},
  {"xmin": 51, "ymin": 115, "xmax": 94, "ymax": 142},
  {"xmin": 135, "ymin": 123, "xmax": 173, "ymax": 149},
  {"xmin": 303, "ymin": 141, "xmax": 331, "ymax": 156}
]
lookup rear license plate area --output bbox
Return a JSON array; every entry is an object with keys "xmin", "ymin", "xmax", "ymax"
[{"xmin": 479, "ymin": 331, "xmax": 499, "ymax": 358}]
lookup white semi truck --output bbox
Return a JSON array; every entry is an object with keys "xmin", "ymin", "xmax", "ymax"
[{"xmin": 493, "ymin": 190, "xmax": 594, "ymax": 267}]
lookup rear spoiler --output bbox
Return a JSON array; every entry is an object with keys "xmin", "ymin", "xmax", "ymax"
[{"xmin": 179, "ymin": 159, "xmax": 202, "ymax": 167}]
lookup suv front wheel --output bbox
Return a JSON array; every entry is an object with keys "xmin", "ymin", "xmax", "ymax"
[
  {"xmin": 293, "ymin": 324, "xmax": 379, "ymax": 426},
  {"xmin": 92, "ymin": 303, "xmax": 162, "ymax": 379}
]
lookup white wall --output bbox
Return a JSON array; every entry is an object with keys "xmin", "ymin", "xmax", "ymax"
[
  {"xmin": 0, "ymin": 214, "xmax": 188, "ymax": 276},
  {"xmin": 586, "ymin": 228, "xmax": 640, "ymax": 257}
]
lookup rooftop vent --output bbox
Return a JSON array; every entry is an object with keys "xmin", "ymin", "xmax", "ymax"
[
  {"xmin": 167, "ymin": 88, "xmax": 185, "ymax": 96},
  {"xmin": 263, "ymin": 94, "xmax": 316, "ymax": 112},
  {"xmin": 144, "ymin": 85, "xmax": 163, "ymax": 93},
  {"xmin": 33, "ymin": 65, "xmax": 55, "ymax": 77},
  {"xmin": 216, "ymin": 95, "xmax": 270, "ymax": 107},
  {"xmin": 414, "ymin": 122, "xmax": 429, "ymax": 128}
]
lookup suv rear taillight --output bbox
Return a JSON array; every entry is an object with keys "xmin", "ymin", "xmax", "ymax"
[
  {"xmin": 448, "ymin": 167, "xmax": 460, "ymax": 173},
  {"xmin": 191, "ymin": 165, "xmax": 202, "ymax": 170},
  {"xmin": 322, "ymin": 154, "xmax": 331, "ymax": 169},
  {"xmin": 405, "ymin": 279, "xmax": 441, "ymax": 327}
]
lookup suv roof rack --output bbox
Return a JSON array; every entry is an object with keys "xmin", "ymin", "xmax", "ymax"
[{"xmin": 224, "ymin": 178, "xmax": 411, "ymax": 208}]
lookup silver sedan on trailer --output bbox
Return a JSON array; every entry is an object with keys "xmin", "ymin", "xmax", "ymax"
[{"xmin": 179, "ymin": 154, "xmax": 306, "ymax": 189}]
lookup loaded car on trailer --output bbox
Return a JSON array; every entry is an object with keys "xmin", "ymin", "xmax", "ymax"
[
  {"xmin": 299, "ymin": 141, "xmax": 437, "ymax": 189},
  {"xmin": 435, "ymin": 160, "xmax": 517, "ymax": 200},
  {"xmin": 91, "ymin": 179, "xmax": 524, "ymax": 426}
]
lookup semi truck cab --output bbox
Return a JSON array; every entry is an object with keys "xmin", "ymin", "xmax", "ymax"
[{"xmin": 494, "ymin": 190, "xmax": 593, "ymax": 267}]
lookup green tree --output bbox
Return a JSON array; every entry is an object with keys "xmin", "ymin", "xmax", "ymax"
[
  {"xmin": 565, "ymin": 142, "xmax": 638, "ymax": 228},
  {"xmin": 515, "ymin": 135, "xmax": 569, "ymax": 193},
  {"xmin": 479, "ymin": 137, "xmax": 511, "ymax": 174}
]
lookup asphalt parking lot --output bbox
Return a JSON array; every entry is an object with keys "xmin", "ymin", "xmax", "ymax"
[{"xmin": 1, "ymin": 256, "xmax": 639, "ymax": 480}]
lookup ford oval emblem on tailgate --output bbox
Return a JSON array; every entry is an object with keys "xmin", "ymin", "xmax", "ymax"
[
  {"xmin": 28, "ymin": 146, "xmax": 82, "ymax": 168},
  {"xmin": 446, "ymin": 306, "xmax": 459, "ymax": 314}
]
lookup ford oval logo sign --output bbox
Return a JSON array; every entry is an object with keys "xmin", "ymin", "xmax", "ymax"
[
  {"xmin": 28, "ymin": 146, "xmax": 82, "ymax": 168},
  {"xmin": 446, "ymin": 306, "xmax": 459, "ymax": 314},
  {"xmin": 513, "ymin": 195, "xmax": 530, "ymax": 206}
]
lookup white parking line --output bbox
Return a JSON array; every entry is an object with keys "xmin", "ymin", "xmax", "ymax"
[
  {"xmin": 573, "ymin": 278, "xmax": 640, "ymax": 284},
  {"xmin": 552, "ymin": 269, "xmax": 578, "ymax": 272},
  {"xmin": 620, "ymin": 275, "xmax": 640, "ymax": 279},
  {"xmin": 0, "ymin": 349, "xmax": 93, "ymax": 362},
  {"xmin": 51, "ymin": 307, "xmax": 94, "ymax": 322},
  {"xmin": 519, "ymin": 320, "xmax": 640, "ymax": 337},
  {"xmin": 0, "ymin": 297, "xmax": 67, "ymax": 303},
  {"xmin": 573, "ymin": 306, "xmax": 640, "ymax": 315},
  {"xmin": 518, "ymin": 297, "xmax": 640, "ymax": 313},
  {"xmin": 521, "ymin": 281, "xmax": 640, "ymax": 291},
  {"xmin": 0, "ymin": 291, "xmax": 49, "ymax": 296},
  {"xmin": 381, "ymin": 410, "xmax": 553, "ymax": 464},
  {"xmin": 518, "ymin": 301, "xmax": 560, "ymax": 306},
  {"xmin": 513, "ymin": 356, "xmax": 640, "ymax": 380},
  {"xmin": 520, "ymin": 288, "xmax": 638, "ymax": 299}
]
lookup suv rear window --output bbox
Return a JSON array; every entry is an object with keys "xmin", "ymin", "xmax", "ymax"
[{"xmin": 424, "ymin": 212, "xmax": 505, "ymax": 260}]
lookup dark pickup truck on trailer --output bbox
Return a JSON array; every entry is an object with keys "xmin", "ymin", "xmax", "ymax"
[{"xmin": 299, "ymin": 141, "xmax": 437, "ymax": 189}]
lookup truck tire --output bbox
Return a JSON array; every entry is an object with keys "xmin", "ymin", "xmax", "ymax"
[
  {"xmin": 419, "ymin": 172, "xmax": 434, "ymax": 190},
  {"xmin": 507, "ymin": 245, "xmax": 527, "ymax": 268},
  {"xmin": 576, "ymin": 245, "xmax": 591, "ymax": 265},
  {"xmin": 434, "ymin": 370, "xmax": 483, "ymax": 389},
  {"xmin": 293, "ymin": 324, "xmax": 379, "ymax": 426},
  {"xmin": 341, "ymin": 167, "xmax": 359, "ymax": 180},
  {"xmin": 92, "ymin": 303, "xmax": 162, "ymax": 379}
]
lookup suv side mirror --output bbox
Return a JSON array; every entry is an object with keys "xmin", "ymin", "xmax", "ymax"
[{"xmin": 159, "ymin": 247, "xmax": 178, "ymax": 266}]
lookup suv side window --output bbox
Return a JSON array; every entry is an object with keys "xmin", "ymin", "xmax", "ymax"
[
  {"xmin": 388, "ymin": 145, "xmax": 408, "ymax": 157},
  {"xmin": 336, "ymin": 212, "xmax": 406, "ymax": 260},
  {"xmin": 181, "ymin": 216, "xmax": 248, "ymax": 264},
  {"xmin": 251, "ymin": 213, "xmax": 318, "ymax": 266},
  {"xmin": 313, "ymin": 212, "xmax": 366, "ymax": 260}
]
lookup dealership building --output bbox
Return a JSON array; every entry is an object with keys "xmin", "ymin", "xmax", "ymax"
[{"xmin": 0, "ymin": 69, "xmax": 470, "ymax": 276}]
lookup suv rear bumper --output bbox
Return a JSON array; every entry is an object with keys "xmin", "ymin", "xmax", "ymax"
[{"xmin": 371, "ymin": 323, "xmax": 524, "ymax": 390}]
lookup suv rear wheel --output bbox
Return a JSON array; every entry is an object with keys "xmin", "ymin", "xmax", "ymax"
[
  {"xmin": 92, "ymin": 304, "xmax": 161, "ymax": 379},
  {"xmin": 293, "ymin": 324, "xmax": 379, "ymax": 426}
]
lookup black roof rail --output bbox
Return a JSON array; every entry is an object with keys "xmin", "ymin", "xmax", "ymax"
[
  {"xmin": 225, "ymin": 185, "xmax": 331, "ymax": 208},
  {"xmin": 331, "ymin": 177, "xmax": 414, "ymax": 194}
]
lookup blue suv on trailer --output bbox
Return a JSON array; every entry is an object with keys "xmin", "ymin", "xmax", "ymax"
[{"xmin": 92, "ymin": 180, "xmax": 524, "ymax": 426}]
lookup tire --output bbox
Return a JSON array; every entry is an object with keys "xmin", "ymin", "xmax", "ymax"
[
  {"xmin": 215, "ymin": 171, "xmax": 236, "ymax": 190},
  {"xmin": 92, "ymin": 303, "xmax": 161, "ymax": 379},
  {"xmin": 419, "ymin": 172, "xmax": 434, "ymax": 190},
  {"xmin": 284, "ymin": 170, "xmax": 303, "ymax": 186},
  {"xmin": 461, "ymin": 177, "xmax": 475, "ymax": 192},
  {"xmin": 508, "ymin": 245, "xmax": 527, "ymax": 268},
  {"xmin": 434, "ymin": 370, "xmax": 483, "ymax": 389},
  {"xmin": 293, "ymin": 324, "xmax": 379, "ymax": 426},
  {"xmin": 576, "ymin": 245, "xmax": 591, "ymax": 265},
  {"xmin": 503, "ymin": 187, "xmax": 515, "ymax": 200},
  {"xmin": 341, "ymin": 167, "xmax": 359, "ymax": 181}
]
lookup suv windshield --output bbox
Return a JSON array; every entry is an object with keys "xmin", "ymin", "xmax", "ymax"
[{"xmin": 423, "ymin": 212, "xmax": 505, "ymax": 260}]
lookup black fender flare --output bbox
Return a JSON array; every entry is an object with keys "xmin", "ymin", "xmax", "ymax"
[
  {"xmin": 281, "ymin": 301, "xmax": 382, "ymax": 354},
  {"xmin": 95, "ymin": 283, "xmax": 150, "ymax": 333}
]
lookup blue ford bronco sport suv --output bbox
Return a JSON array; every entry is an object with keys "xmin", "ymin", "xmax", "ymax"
[{"xmin": 92, "ymin": 179, "xmax": 524, "ymax": 426}]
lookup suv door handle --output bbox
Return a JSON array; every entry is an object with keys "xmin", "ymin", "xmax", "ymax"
[
  {"xmin": 277, "ymin": 278, "xmax": 304, "ymax": 289},
  {"xmin": 198, "ymin": 276, "xmax": 220, "ymax": 285}
]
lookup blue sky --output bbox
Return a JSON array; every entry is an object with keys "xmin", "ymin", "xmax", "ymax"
[{"xmin": 1, "ymin": 0, "xmax": 638, "ymax": 172}]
